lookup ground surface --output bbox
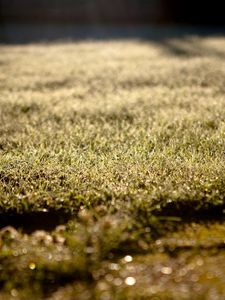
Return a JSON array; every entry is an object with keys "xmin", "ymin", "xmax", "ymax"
[{"xmin": 0, "ymin": 27, "xmax": 225, "ymax": 299}]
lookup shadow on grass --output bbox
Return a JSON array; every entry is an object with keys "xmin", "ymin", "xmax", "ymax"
[
  {"xmin": 0, "ymin": 199, "xmax": 224, "ymax": 234},
  {"xmin": 0, "ymin": 209, "xmax": 72, "ymax": 233},
  {"xmin": 154, "ymin": 200, "xmax": 225, "ymax": 221},
  {"xmin": 0, "ymin": 24, "xmax": 225, "ymax": 58},
  {"xmin": 131, "ymin": 199, "xmax": 225, "ymax": 244}
]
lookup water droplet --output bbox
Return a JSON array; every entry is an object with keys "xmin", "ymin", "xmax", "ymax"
[
  {"xmin": 161, "ymin": 266, "xmax": 172, "ymax": 275},
  {"xmin": 125, "ymin": 276, "xmax": 136, "ymax": 286},
  {"xmin": 29, "ymin": 262, "xmax": 36, "ymax": 270},
  {"xmin": 114, "ymin": 277, "xmax": 123, "ymax": 286},
  {"xmin": 85, "ymin": 247, "xmax": 94, "ymax": 254},
  {"xmin": 22, "ymin": 248, "xmax": 27, "ymax": 254},
  {"xmin": 124, "ymin": 255, "xmax": 133, "ymax": 263},
  {"xmin": 196, "ymin": 258, "xmax": 204, "ymax": 266},
  {"xmin": 99, "ymin": 291, "xmax": 111, "ymax": 300},
  {"xmin": 11, "ymin": 289, "xmax": 18, "ymax": 297},
  {"xmin": 109, "ymin": 263, "xmax": 120, "ymax": 271},
  {"xmin": 105, "ymin": 274, "xmax": 114, "ymax": 282},
  {"xmin": 191, "ymin": 274, "xmax": 199, "ymax": 282},
  {"xmin": 155, "ymin": 239, "xmax": 162, "ymax": 246}
]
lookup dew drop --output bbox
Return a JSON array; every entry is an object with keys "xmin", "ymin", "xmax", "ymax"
[
  {"xmin": 125, "ymin": 276, "xmax": 136, "ymax": 286},
  {"xmin": 114, "ymin": 277, "xmax": 123, "ymax": 286},
  {"xmin": 161, "ymin": 266, "xmax": 172, "ymax": 275},
  {"xmin": 109, "ymin": 263, "xmax": 120, "ymax": 271},
  {"xmin": 29, "ymin": 262, "xmax": 36, "ymax": 270},
  {"xmin": 11, "ymin": 289, "xmax": 18, "ymax": 297},
  {"xmin": 124, "ymin": 255, "xmax": 133, "ymax": 263}
]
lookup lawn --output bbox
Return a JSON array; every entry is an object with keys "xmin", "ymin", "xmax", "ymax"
[{"xmin": 0, "ymin": 29, "xmax": 225, "ymax": 299}]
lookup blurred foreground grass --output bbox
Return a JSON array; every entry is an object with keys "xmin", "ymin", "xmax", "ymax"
[{"xmin": 0, "ymin": 32, "xmax": 225, "ymax": 299}]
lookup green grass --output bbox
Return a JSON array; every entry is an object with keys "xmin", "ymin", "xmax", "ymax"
[{"xmin": 0, "ymin": 32, "xmax": 225, "ymax": 299}]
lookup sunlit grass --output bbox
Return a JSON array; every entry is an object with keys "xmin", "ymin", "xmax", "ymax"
[{"xmin": 0, "ymin": 33, "xmax": 225, "ymax": 299}]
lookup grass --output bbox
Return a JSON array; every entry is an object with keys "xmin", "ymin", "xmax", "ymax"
[{"xmin": 0, "ymin": 30, "xmax": 225, "ymax": 299}]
